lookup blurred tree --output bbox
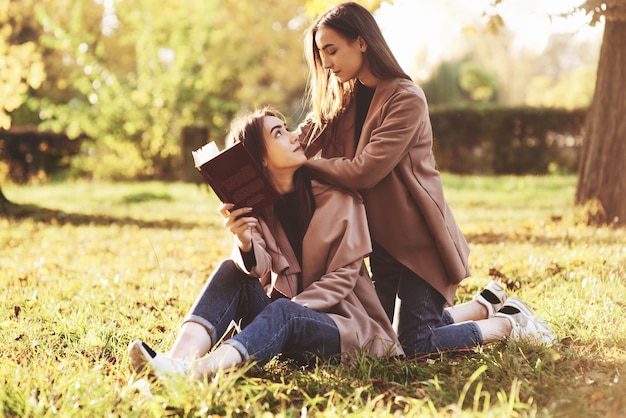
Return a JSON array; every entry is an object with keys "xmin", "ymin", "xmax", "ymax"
[
  {"xmin": 421, "ymin": 60, "xmax": 465, "ymax": 106},
  {"xmin": 458, "ymin": 61, "xmax": 498, "ymax": 103},
  {"xmin": 574, "ymin": 0, "xmax": 626, "ymax": 225},
  {"xmin": 0, "ymin": 0, "xmax": 46, "ymax": 130},
  {"xmin": 1, "ymin": 0, "xmax": 393, "ymax": 210},
  {"xmin": 34, "ymin": 0, "xmax": 309, "ymax": 180},
  {"xmin": 486, "ymin": 0, "xmax": 626, "ymax": 226},
  {"xmin": 525, "ymin": 33, "xmax": 597, "ymax": 109},
  {"xmin": 526, "ymin": 67, "xmax": 596, "ymax": 109},
  {"xmin": 422, "ymin": 59, "xmax": 498, "ymax": 106},
  {"xmin": 446, "ymin": 17, "xmax": 597, "ymax": 108},
  {"xmin": 304, "ymin": 0, "xmax": 390, "ymax": 16},
  {"xmin": 461, "ymin": 25, "xmax": 538, "ymax": 106},
  {"xmin": 0, "ymin": 0, "xmax": 46, "ymax": 209}
]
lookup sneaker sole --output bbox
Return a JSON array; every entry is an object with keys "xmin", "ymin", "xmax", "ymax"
[
  {"xmin": 526, "ymin": 316, "xmax": 557, "ymax": 346},
  {"xmin": 497, "ymin": 298, "xmax": 557, "ymax": 346}
]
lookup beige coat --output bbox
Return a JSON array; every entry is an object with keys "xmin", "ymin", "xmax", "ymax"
[
  {"xmin": 232, "ymin": 180, "xmax": 403, "ymax": 360},
  {"xmin": 302, "ymin": 78, "xmax": 470, "ymax": 305}
]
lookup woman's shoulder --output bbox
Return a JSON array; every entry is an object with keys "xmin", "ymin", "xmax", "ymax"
[
  {"xmin": 310, "ymin": 180, "xmax": 367, "ymax": 228},
  {"xmin": 376, "ymin": 78, "xmax": 428, "ymax": 114},
  {"xmin": 379, "ymin": 77, "xmax": 425, "ymax": 98},
  {"xmin": 311, "ymin": 180, "xmax": 360, "ymax": 204},
  {"xmin": 311, "ymin": 179, "xmax": 344, "ymax": 196}
]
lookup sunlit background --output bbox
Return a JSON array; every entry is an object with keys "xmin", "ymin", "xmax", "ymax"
[
  {"xmin": 1, "ymin": 0, "xmax": 606, "ymax": 182},
  {"xmin": 377, "ymin": 0, "xmax": 602, "ymax": 79}
]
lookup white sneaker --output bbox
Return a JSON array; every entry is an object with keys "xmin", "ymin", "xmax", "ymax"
[
  {"xmin": 129, "ymin": 378, "xmax": 154, "ymax": 399},
  {"xmin": 473, "ymin": 280, "xmax": 508, "ymax": 317},
  {"xmin": 128, "ymin": 340, "xmax": 189, "ymax": 378},
  {"xmin": 494, "ymin": 297, "xmax": 557, "ymax": 346}
]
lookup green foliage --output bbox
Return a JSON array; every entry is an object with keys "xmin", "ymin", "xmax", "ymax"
[
  {"xmin": 30, "ymin": 0, "xmax": 309, "ymax": 180},
  {"xmin": 458, "ymin": 62, "xmax": 498, "ymax": 103},
  {"xmin": 425, "ymin": 16, "xmax": 599, "ymax": 109},
  {"xmin": 421, "ymin": 59, "xmax": 498, "ymax": 105},
  {"xmin": 526, "ymin": 67, "xmax": 597, "ymax": 110},
  {"xmin": 0, "ymin": 0, "xmax": 46, "ymax": 129},
  {"xmin": 2, "ymin": 0, "xmax": 600, "ymax": 182},
  {"xmin": 1, "ymin": 177, "xmax": 625, "ymax": 416},
  {"xmin": 421, "ymin": 60, "xmax": 466, "ymax": 106},
  {"xmin": 304, "ymin": 0, "xmax": 392, "ymax": 17}
]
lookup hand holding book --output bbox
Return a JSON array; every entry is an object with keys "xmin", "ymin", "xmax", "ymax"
[{"xmin": 192, "ymin": 141, "xmax": 280, "ymax": 215}]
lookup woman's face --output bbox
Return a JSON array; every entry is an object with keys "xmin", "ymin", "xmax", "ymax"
[
  {"xmin": 261, "ymin": 116, "xmax": 306, "ymax": 174},
  {"xmin": 315, "ymin": 25, "xmax": 367, "ymax": 84}
]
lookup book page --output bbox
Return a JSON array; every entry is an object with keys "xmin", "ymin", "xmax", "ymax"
[{"xmin": 192, "ymin": 141, "xmax": 220, "ymax": 167}]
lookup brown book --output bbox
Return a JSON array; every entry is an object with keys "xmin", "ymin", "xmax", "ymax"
[{"xmin": 192, "ymin": 141, "xmax": 280, "ymax": 215}]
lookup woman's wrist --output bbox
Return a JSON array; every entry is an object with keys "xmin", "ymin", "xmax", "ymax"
[{"xmin": 238, "ymin": 238, "xmax": 252, "ymax": 252}]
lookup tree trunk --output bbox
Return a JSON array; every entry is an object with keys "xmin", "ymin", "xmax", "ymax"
[{"xmin": 576, "ymin": 18, "xmax": 626, "ymax": 226}]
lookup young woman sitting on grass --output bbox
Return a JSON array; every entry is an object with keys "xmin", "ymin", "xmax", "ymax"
[{"xmin": 128, "ymin": 107, "xmax": 404, "ymax": 380}]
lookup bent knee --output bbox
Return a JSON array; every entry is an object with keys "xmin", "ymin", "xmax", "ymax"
[
  {"xmin": 267, "ymin": 298, "xmax": 297, "ymax": 312},
  {"xmin": 217, "ymin": 258, "xmax": 238, "ymax": 272}
]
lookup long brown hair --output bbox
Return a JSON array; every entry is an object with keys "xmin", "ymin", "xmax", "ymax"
[
  {"xmin": 226, "ymin": 107, "xmax": 316, "ymax": 238},
  {"xmin": 304, "ymin": 1, "xmax": 411, "ymax": 135}
]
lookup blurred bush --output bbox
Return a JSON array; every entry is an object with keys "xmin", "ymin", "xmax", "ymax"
[{"xmin": 430, "ymin": 106, "xmax": 586, "ymax": 174}]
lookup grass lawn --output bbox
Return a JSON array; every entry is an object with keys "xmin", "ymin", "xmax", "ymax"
[{"xmin": 1, "ymin": 175, "xmax": 625, "ymax": 417}]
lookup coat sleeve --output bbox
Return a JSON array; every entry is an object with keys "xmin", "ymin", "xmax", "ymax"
[
  {"xmin": 297, "ymin": 119, "xmax": 321, "ymax": 157},
  {"xmin": 305, "ymin": 89, "xmax": 426, "ymax": 190},
  {"xmin": 292, "ymin": 260, "xmax": 364, "ymax": 311}
]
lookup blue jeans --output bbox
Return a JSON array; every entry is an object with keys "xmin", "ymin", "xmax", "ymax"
[
  {"xmin": 183, "ymin": 260, "xmax": 340, "ymax": 366},
  {"xmin": 370, "ymin": 244, "xmax": 482, "ymax": 356}
]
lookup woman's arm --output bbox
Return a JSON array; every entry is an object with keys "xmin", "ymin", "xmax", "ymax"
[
  {"xmin": 292, "ymin": 260, "xmax": 365, "ymax": 311},
  {"xmin": 232, "ymin": 225, "xmax": 274, "ymax": 277},
  {"xmin": 219, "ymin": 203, "xmax": 256, "ymax": 252},
  {"xmin": 305, "ymin": 90, "xmax": 426, "ymax": 189},
  {"xmin": 220, "ymin": 203, "xmax": 273, "ymax": 277}
]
